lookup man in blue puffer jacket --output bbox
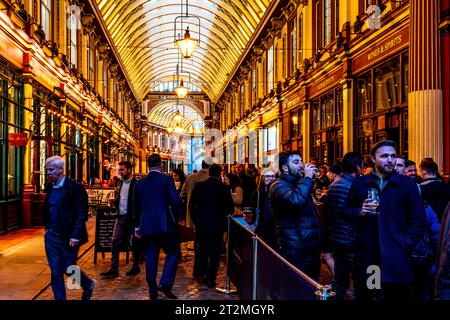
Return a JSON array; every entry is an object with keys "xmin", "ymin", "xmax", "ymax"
[
  {"xmin": 326, "ymin": 152, "xmax": 364, "ymax": 299},
  {"xmin": 269, "ymin": 151, "xmax": 321, "ymax": 280}
]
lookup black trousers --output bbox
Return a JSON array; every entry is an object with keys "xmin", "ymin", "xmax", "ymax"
[
  {"xmin": 195, "ymin": 228, "xmax": 224, "ymax": 285},
  {"xmin": 281, "ymin": 247, "xmax": 321, "ymax": 281},
  {"xmin": 332, "ymin": 245, "xmax": 355, "ymax": 300}
]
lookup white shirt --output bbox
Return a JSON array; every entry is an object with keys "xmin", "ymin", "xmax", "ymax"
[{"xmin": 118, "ymin": 179, "xmax": 131, "ymax": 215}]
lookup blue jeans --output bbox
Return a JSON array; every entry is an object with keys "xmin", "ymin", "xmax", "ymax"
[{"xmin": 44, "ymin": 230, "xmax": 93, "ymax": 300}]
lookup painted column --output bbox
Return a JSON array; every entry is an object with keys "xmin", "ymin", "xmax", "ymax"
[
  {"xmin": 440, "ymin": 0, "xmax": 450, "ymax": 179},
  {"xmin": 302, "ymin": 102, "xmax": 311, "ymax": 161},
  {"xmin": 342, "ymin": 79, "xmax": 353, "ymax": 154},
  {"xmin": 408, "ymin": 0, "xmax": 443, "ymax": 169}
]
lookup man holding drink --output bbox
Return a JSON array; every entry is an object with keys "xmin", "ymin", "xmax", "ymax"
[{"xmin": 344, "ymin": 140, "xmax": 425, "ymax": 300}]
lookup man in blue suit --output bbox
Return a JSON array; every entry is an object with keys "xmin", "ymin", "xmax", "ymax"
[
  {"xmin": 43, "ymin": 156, "xmax": 95, "ymax": 300},
  {"xmin": 134, "ymin": 154, "xmax": 182, "ymax": 300}
]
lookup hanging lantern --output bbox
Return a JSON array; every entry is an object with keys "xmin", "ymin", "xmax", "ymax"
[
  {"xmin": 174, "ymin": 79, "xmax": 189, "ymax": 99},
  {"xmin": 175, "ymin": 27, "xmax": 199, "ymax": 59}
]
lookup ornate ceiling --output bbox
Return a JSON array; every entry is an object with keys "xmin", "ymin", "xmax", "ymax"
[{"xmin": 95, "ymin": 0, "xmax": 273, "ymax": 103}]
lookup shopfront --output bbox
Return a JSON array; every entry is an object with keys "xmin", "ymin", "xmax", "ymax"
[
  {"xmin": 354, "ymin": 28, "xmax": 409, "ymax": 160},
  {"xmin": 262, "ymin": 122, "xmax": 278, "ymax": 168},
  {"xmin": 0, "ymin": 57, "xmax": 26, "ymax": 232},
  {"xmin": 310, "ymin": 86, "xmax": 344, "ymax": 165}
]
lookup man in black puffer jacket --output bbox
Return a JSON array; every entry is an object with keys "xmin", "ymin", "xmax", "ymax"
[
  {"xmin": 326, "ymin": 152, "xmax": 363, "ymax": 299},
  {"xmin": 269, "ymin": 151, "xmax": 321, "ymax": 280}
]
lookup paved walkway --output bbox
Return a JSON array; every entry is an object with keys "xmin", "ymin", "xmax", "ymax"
[{"xmin": 0, "ymin": 218, "xmax": 237, "ymax": 300}]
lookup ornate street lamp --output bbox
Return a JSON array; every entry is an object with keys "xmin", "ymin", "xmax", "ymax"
[
  {"xmin": 174, "ymin": 79, "xmax": 188, "ymax": 99},
  {"xmin": 174, "ymin": 0, "xmax": 200, "ymax": 59}
]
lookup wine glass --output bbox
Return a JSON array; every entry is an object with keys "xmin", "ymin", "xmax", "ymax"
[{"xmin": 367, "ymin": 188, "xmax": 380, "ymax": 215}]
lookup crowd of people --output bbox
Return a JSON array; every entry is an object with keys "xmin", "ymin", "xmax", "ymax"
[{"xmin": 41, "ymin": 139, "xmax": 450, "ymax": 300}]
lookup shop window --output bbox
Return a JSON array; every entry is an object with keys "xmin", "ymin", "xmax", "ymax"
[
  {"xmin": 282, "ymin": 34, "xmax": 286, "ymax": 78},
  {"xmin": 289, "ymin": 18, "xmax": 297, "ymax": 74},
  {"xmin": 312, "ymin": 101, "xmax": 320, "ymax": 131},
  {"xmin": 290, "ymin": 109, "xmax": 301, "ymax": 138},
  {"xmin": 240, "ymin": 84, "xmax": 245, "ymax": 115},
  {"xmin": 0, "ymin": 80, "xmax": 24, "ymax": 199},
  {"xmin": 375, "ymin": 57, "xmax": 401, "ymax": 110},
  {"xmin": 356, "ymin": 71, "xmax": 373, "ymax": 117},
  {"xmin": 252, "ymin": 67, "xmax": 257, "ymax": 106},
  {"xmin": 298, "ymin": 14, "xmax": 303, "ymax": 64},
  {"xmin": 41, "ymin": 0, "xmax": 52, "ymax": 40},
  {"xmin": 402, "ymin": 51, "xmax": 409, "ymax": 103},
  {"xmin": 336, "ymin": 88, "xmax": 343, "ymax": 124},
  {"xmin": 314, "ymin": 0, "xmax": 339, "ymax": 51},
  {"xmin": 68, "ymin": 14, "xmax": 77, "ymax": 67},
  {"xmin": 267, "ymin": 44, "xmax": 274, "ymax": 92}
]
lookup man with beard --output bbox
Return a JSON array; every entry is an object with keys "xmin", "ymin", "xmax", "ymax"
[
  {"xmin": 345, "ymin": 140, "xmax": 425, "ymax": 300},
  {"xmin": 404, "ymin": 160, "xmax": 421, "ymax": 183},
  {"xmin": 269, "ymin": 151, "xmax": 321, "ymax": 280}
]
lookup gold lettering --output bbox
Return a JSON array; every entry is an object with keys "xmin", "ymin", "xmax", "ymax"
[
  {"xmin": 368, "ymin": 35, "xmax": 402, "ymax": 61},
  {"xmin": 318, "ymin": 76, "xmax": 335, "ymax": 91}
]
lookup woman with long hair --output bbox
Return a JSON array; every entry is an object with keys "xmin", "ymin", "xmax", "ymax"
[
  {"xmin": 172, "ymin": 168, "xmax": 187, "ymax": 194},
  {"xmin": 224, "ymin": 173, "xmax": 244, "ymax": 216},
  {"xmin": 251, "ymin": 168, "xmax": 278, "ymax": 248}
]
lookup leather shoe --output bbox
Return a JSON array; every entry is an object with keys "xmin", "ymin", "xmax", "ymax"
[
  {"xmin": 100, "ymin": 269, "xmax": 118, "ymax": 277},
  {"xmin": 158, "ymin": 285, "xmax": 177, "ymax": 299},
  {"xmin": 82, "ymin": 280, "xmax": 96, "ymax": 300},
  {"xmin": 126, "ymin": 266, "xmax": 140, "ymax": 276},
  {"xmin": 149, "ymin": 292, "xmax": 158, "ymax": 300}
]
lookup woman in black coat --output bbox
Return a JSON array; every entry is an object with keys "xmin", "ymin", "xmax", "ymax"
[{"xmin": 251, "ymin": 168, "xmax": 278, "ymax": 248}]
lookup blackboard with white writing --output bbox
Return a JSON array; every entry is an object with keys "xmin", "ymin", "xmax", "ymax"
[{"xmin": 94, "ymin": 207, "xmax": 129, "ymax": 264}]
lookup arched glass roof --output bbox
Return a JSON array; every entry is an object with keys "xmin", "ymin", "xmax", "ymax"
[
  {"xmin": 96, "ymin": 0, "xmax": 273, "ymax": 102},
  {"xmin": 147, "ymin": 101, "xmax": 205, "ymax": 133}
]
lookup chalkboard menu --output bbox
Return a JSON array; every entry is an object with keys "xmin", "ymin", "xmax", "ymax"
[{"xmin": 94, "ymin": 207, "xmax": 129, "ymax": 264}]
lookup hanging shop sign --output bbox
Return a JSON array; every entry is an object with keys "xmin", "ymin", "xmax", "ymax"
[{"xmin": 8, "ymin": 133, "xmax": 28, "ymax": 146}]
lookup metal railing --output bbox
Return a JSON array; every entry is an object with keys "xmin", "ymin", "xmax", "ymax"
[{"xmin": 217, "ymin": 215, "xmax": 335, "ymax": 300}]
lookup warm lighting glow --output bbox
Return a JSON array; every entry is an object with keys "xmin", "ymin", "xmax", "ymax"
[
  {"xmin": 174, "ymin": 79, "xmax": 189, "ymax": 98},
  {"xmin": 175, "ymin": 27, "xmax": 199, "ymax": 58},
  {"xmin": 292, "ymin": 115, "xmax": 298, "ymax": 125},
  {"xmin": 173, "ymin": 110, "xmax": 183, "ymax": 123},
  {"xmin": 174, "ymin": 125, "xmax": 184, "ymax": 134},
  {"xmin": 167, "ymin": 126, "xmax": 174, "ymax": 134}
]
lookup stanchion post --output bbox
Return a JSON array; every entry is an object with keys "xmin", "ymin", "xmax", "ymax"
[
  {"xmin": 315, "ymin": 285, "xmax": 336, "ymax": 300},
  {"xmin": 216, "ymin": 215, "xmax": 237, "ymax": 294},
  {"xmin": 251, "ymin": 235, "xmax": 258, "ymax": 300}
]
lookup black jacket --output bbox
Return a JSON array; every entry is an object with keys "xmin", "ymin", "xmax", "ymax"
[
  {"xmin": 326, "ymin": 173, "xmax": 356, "ymax": 249},
  {"xmin": 189, "ymin": 177, "xmax": 234, "ymax": 231},
  {"xmin": 420, "ymin": 178, "xmax": 449, "ymax": 222},
  {"xmin": 43, "ymin": 177, "xmax": 88, "ymax": 245},
  {"xmin": 436, "ymin": 203, "xmax": 450, "ymax": 299},
  {"xmin": 269, "ymin": 175, "xmax": 321, "ymax": 252}
]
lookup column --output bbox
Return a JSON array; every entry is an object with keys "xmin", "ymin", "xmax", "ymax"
[
  {"xmin": 440, "ymin": 0, "xmax": 450, "ymax": 178},
  {"xmin": 342, "ymin": 79, "xmax": 353, "ymax": 153},
  {"xmin": 302, "ymin": 102, "xmax": 311, "ymax": 161},
  {"xmin": 408, "ymin": 0, "xmax": 443, "ymax": 169}
]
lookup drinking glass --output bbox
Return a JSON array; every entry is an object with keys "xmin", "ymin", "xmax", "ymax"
[{"xmin": 367, "ymin": 188, "xmax": 380, "ymax": 215}]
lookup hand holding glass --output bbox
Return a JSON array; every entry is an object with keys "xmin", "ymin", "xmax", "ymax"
[{"xmin": 367, "ymin": 188, "xmax": 380, "ymax": 215}]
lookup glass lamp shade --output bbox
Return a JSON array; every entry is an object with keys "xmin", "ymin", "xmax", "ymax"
[
  {"xmin": 167, "ymin": 126, "xmax": 174, "ymax": 134},
  {"xmin": 175, "ymin": 27, "xmax": 199, "ymax": 58},
  {"xmin": 173, "ymin": 110, "xmax": 183, "ymax": 123},
  {"xmin": 292, "ymin": 115, "xmax": 298, "ymax": 125},
  {"xmin": 174, "ymin": 80, "xmax": 189, "ymax": 99}
]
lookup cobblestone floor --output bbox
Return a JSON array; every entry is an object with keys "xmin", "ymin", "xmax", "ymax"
[{"xmin": 36, "ymin": 241, "xmax": 239, "ymax": 300}]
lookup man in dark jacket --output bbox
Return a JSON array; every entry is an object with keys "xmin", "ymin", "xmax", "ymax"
[
  {"xmin": 345, "ymin": 140, "xmax": 425, "ymax": 300},
  {"xmin": 134, "ymin": 154, "xmax": 182, "ymax": 300},
  {"xmin": 189, "ymin": 164, "xmax": 234, "ymax": 288},
  {"xmin": 327, "ymin": 152, "xmax": 363, "ymax": 299},
  {"xmin": 419, "ymin": 158, "xmax": 449, "ymax": 222},
  {"xmin": 269, "ymin": 151, "xmax": 321, "ymax": 280},
  {"xmin": 236, "ymin": 164, "xmax": 257, "ymax": 207},
  {"xmin": 435, "ymin": 202, "xmax": 450, "ymax": 299},
  {"xmin": 101, "ymin": 161, "xmax": 143, "ymax": 277},
  {"xmin": 43, "ymin": 156, "xmax": 95, "ymax": 300}
]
